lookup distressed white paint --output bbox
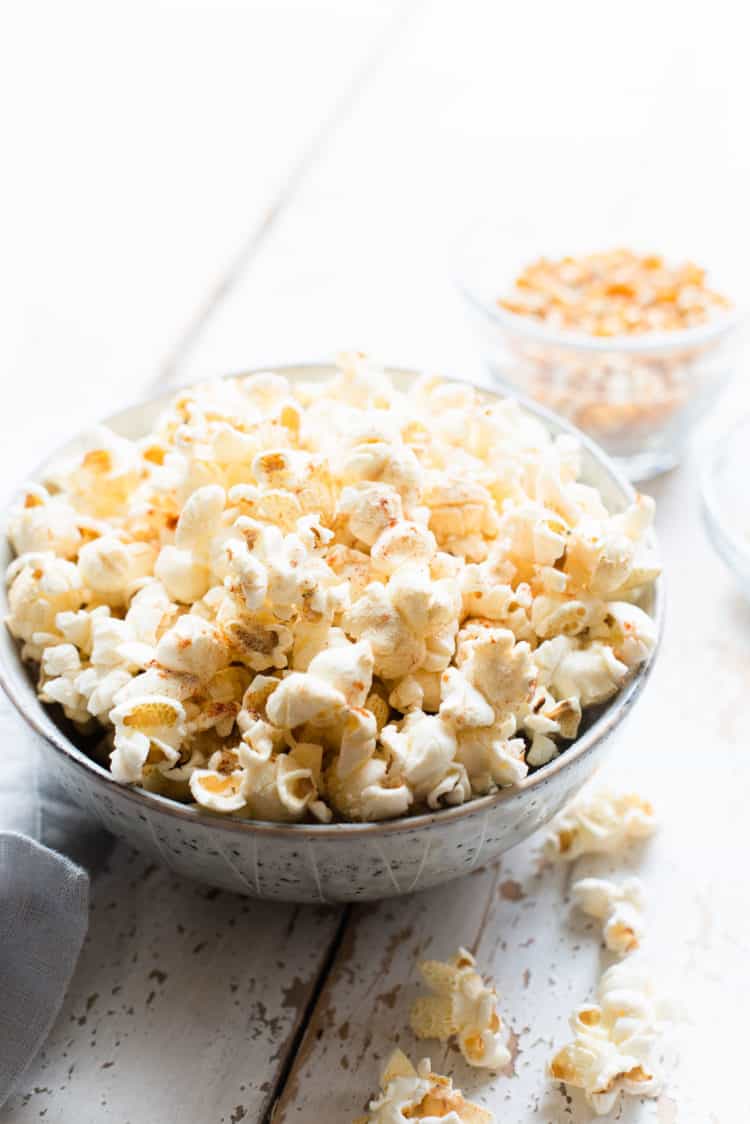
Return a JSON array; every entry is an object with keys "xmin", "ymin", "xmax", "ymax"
[{"xmin": 2, "ymin": 0, "xmax": 748, "ymax": 1120}]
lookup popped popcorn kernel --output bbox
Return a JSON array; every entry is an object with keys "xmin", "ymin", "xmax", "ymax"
[
  {"xmin": 548, "ymin": 957, "xmax": 669, "ymax": 1115},
  {"xmin": 544, "ymin": 785, "xmax": 657, "ymax": 861},
  {"xmin": 410, "ymin": 948, "xmax": 510, "ymax": 1070},
  {"xmin": 356, "ymin": 1049, "xmax": 494, "ymax": 1124},
  {"xmin": 572, "ymin": 876, "xmax": 646, "ymax": 954}
]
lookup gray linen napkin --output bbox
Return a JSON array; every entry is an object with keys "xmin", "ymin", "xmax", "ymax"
[{"xmin": 0, "ymin": 704, "xmax": 108, "ymax": 1108}]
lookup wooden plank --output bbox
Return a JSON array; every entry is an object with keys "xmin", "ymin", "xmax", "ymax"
[
  {"xmin": 179, "ymin": 0, "xmax": 750, "ymax": 386},
  {"xmin": 0, "ymin": 0, "xmax": 404, "ymax": 478},
  {"xmin": 0, "ymin": 847, "xmax": 343, "ymax": 1123},
  {"xmin": 175, "ymin": 2, "xmax": 750, "ymax": 1119},
  {"xmin": 1, "ymin": 4, "xmax": 407, "ymax": 1120}
]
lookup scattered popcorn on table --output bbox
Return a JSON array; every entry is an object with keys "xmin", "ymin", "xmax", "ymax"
[
  {"xmin": 572, "ymin": 876, "xmax": 645, "ymax": 955},
  {"xmin": 410, "ymin": 947, "xmax": 510, "ymax": 1069},
  {"xmin": 548, "ymin": 957, "xmax": 668, "ymax": 1115},
  {"xmin": 354, "ymin": 1049, "xmax": 494, "ymax": 1124},
  {"xmin": 5, "ymin": 355, "xmax": 659, "ymax": 823},
  {"xmin": 543, "ymin": 785, "xmax": 657, "ymax": 861}
]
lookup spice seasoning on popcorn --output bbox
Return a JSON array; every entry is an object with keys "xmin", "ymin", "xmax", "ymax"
[
  {"xmin": 355, "ymin": 1049, "xmax": 494, "ymax": 1124},
  {"xmin": 5, "ymin": 355, "xmax": 659, "ymax": 824},
  {"xmin": 410, "ymin": 947, "xmax": 510, "ymax": 1069}
]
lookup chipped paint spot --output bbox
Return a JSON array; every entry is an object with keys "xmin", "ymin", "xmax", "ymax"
[
  {"xmin": 376, "ymin": 984, "xmax": 401, "ymax": 1010},
  {"xmin": 504, "ymin": 1026, "xmax": 522, "ymax": 1076},
  {"xmin": 499, "ymin": 879, "xmax": 525, "ymax": 901},
  {"xmin": 281, "ymin": 976, "xmax": 310, "ymax": 1012}
]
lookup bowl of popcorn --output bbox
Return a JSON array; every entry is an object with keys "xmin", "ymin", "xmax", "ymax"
[
  {"xmin": 459, "ymin": 245, "xmax": 740, "ymax": 481},
  {"xmin": 0, "ymin": 356, "xmax": 662, "ymax": 901}
]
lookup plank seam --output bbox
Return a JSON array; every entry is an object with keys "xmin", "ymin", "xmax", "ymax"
[{"xmin": 264, "ymin": 904, "xmax": 352, "ymax": 1123}]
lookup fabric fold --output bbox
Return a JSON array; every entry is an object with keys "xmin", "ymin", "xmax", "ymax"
[{"xmin": 0, "ymin": 832, "xmax": 89, "ymax": 1108}]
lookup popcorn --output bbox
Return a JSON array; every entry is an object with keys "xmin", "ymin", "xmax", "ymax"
[
  {"xmin": 265, "ymin": 639, "xmax": 372, "ymax": 727},
  {"xmin": 545, "ymin": 640, "xmax": 629, "ymax": 707},
  {"xmin": 39, "ymin": 643, "xmax": 90, "ymax": 725},
  {"xmin": 572, "ymin": 876, "xmax": 646, "ymax": 954},
  {"xmin": 544, "ymin": 785, "xmax": 657, "ymax": 861},
  {"xmin": 190, "ymin": 756, "xmax": 246, "ymax": 813},
  {"xmin": 155, "ymin": 614, "xmax": 230, "ymax": 680},
  {"xmin": 8, "ymin": 487, "xmax": 82, "ymax": 559},
  {"xmin": 109, "ymin": 696, "xmax": 186, "ymax": 783},
  {"xmin": 410, "ymin": 948, "xmax": 510, "ymax": 1069},
  {"xmin": 456, "ymin": 626, "xmax": 536, "ymax": 719},
  {"xmin": 345, "ymin": 582, "xmax": 426, "ymax": 680},
  {"xmin": 155, "ymin": 545, "xmax": 211, "ymax": 604},
  {"xmin": 5, "ymin": 358, "xmax": 659, "ymax": 823},
  {"xmin": 439, "ymin": 667, "xmax": 495, "ymax": 729},
  {"xmin": 521, "ymin": 688, "xmax": 581, "ymax": 767},
  {"xmin": 548, "ymin": 957, "xmax": 667, "ymax": 1115},
  {"xmin": 370, "ymin": 521, "xmax": 436, "ymax": 576},
  {"xmin": 389, "ymin": 670, "xmax": 442, "ymax": 714},
  {"xmin": 380, "ymin": 712, "xmax": 464, "ymax": 807},
  {"xmin": 326, "ymin": 754, "xmax": 411, "ymax": 821},
  {"xmin": 240, "ymin": 743, "xmax": 327, "ymax": 822},
  {"xmin": 336, "ymin": 482, "xmax": 404, "ymax": 546},
  {"xmin": 355, "ymin": 1049, "xmax": 494, "ymax": 1124},
  {"xmin": 77, "ymin": 536, "xmax": 156, "ymax": 602},
  {"xmin": 175, "ymin": 484, "xmax": 226, "ymax": 552},
  {"xmin": 455, "ymin": 728, "xmax": 528, "ymax": 793},
  {"xmin": 53, "ymin": 427, "xmax": 143, "ymax": 519},
  {"xmin": 6, "ymin": 552, "xmax": 84, "ymax": 660}
]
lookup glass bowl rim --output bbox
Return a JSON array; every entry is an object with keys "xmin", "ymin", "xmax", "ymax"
[{"xmin": 456, "ymin": 269, "xmax": 743, "ymax": 355}]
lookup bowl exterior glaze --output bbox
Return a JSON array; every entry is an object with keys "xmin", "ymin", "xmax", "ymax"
[{"xmin": 0, "ymin": 365, "xmax": 662, "ymax": 902}]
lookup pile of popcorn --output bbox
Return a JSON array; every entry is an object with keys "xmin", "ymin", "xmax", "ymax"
[
  {"xmin": 5, "ymin": 355, "xmax": 658, "ymax": 824},
  {"xmin": 499, "ymin": 249, "xmax": 730, "ymax": 337}
]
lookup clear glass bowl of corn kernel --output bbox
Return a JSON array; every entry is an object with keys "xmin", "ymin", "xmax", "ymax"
[{"xmin": 458, "ymin": 242, "xmax": 741, "ymax": 481}]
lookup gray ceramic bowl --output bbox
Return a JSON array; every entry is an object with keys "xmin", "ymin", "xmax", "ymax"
[{"xmin": 0, "ymin": 365, "xmax": 662, "ymax": 902}]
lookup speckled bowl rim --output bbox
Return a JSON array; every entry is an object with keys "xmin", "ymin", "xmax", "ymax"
[{"xmin": 0, "ymin": 362, "xmax": 664, "ymax": 840}]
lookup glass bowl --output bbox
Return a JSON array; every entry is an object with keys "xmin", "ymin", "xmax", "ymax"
[
  {"xmin": 700, "ymin": 416, "xmax": 750, "ymax": 596},
  {"xmin": 457, "ymin": 243, "xmax": 741, "ymax": 482}
]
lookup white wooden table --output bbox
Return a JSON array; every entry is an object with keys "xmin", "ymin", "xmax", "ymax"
[{"xmin": 2, "ymin": 3, "xmax": 746, "ymax": 1120}]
